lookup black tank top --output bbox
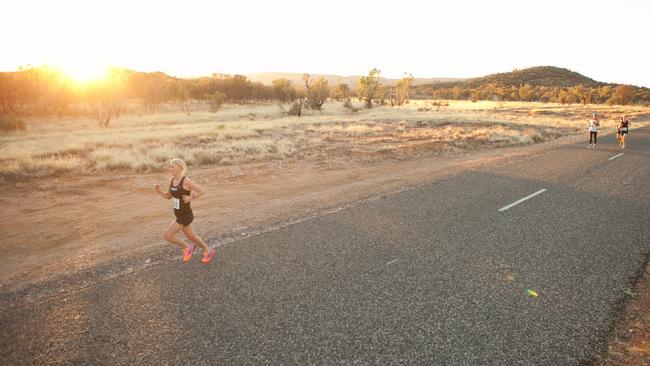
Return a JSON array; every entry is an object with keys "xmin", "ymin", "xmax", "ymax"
[
  {"xmin": 620, "ymin": 120, "xmax": 629, "ymax": 128},
  {"xmin": 170, "ymin": 176, "xmax": 192, "ymax": 213}
]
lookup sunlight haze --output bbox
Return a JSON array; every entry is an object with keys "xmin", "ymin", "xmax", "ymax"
[{"xmin": 2, "ymin": 0, "xmax": 648, "ymax": 87}]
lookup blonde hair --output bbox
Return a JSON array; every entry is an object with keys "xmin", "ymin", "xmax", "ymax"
[{"xmin": 169, "ymin": 158, "xmax": 187, "ymax": 175}]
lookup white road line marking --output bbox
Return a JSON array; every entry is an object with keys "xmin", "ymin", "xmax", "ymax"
[
  {"xmin": 386, "ymin": 259, "xmax": 399, "ymax": 266},
  {"xmin": 609, "ymin": 153, "xmax": 624, "ymax": 160},
  {"xmin": 498, "ymin": 189, "xmax": 547, "ymax": 212}
]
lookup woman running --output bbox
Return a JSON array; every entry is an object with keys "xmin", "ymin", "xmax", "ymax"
[
  {"xmin": 588, "ymin": 113, "xmax": 599, "ymax": 149},
  {"xmin": 155, "ymin": 158, "xmax": 215, "ymax": 264},
  {"xmin": 618, "ymin": 115, "xmax": 631, "ymax": 149},
  {"xmin": 616, "ymin": 117, "xmax": 622, "ymax": 147}
]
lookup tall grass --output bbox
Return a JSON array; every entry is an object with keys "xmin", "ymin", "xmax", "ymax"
[{"xmin": 2, "ymin": 100, "xmax": 648, "ymax": 181}]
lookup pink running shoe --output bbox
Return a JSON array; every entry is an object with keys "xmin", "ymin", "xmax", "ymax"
[
  {"xmin": 201, "ymin": 248, "xmax": 216, "ymax": 264},
  {"xmin": 183, "ymin": 244, "xmax": 195, "ymax": 262}
]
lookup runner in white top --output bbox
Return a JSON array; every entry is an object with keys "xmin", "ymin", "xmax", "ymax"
[{"xmin": 588, "ymin": 113, "xmax": 599, "ymax": 149}]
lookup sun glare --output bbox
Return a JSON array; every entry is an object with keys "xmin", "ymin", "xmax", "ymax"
[{"xmin": 57, "ymin": 63, "xmax": 110, "ymax": 84}]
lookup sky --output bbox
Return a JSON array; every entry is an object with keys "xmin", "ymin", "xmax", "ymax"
[{"xmin": 2, "ymin": 0, "xmax": 648, "ymax": 87}]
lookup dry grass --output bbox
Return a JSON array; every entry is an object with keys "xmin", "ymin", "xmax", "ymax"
[{"xmin": 2, "ymin": 100, "xmax": 649, "ymax": 180}]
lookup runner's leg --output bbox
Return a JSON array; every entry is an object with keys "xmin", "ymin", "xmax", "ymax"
[
  {"xmin": 182, "ymin": 225, "xmax": 211, "ymax": 254},
  {"xmin": 163, "ymin": 220, "xmax": 191, "ymax": 249}
]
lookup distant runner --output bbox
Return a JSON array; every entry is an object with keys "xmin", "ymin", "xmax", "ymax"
[
  {"xmin": 588, "ymin": 113, "xmax": 600, "ymax": 149},
  {"xmin": 616, "ymin": 117, "xmax": 622, "ymax": 147},
  {"xmin": 155, "ymin": 158, "xmax": 216, "ymax": 264},
  {"xmin": 617, "ymin": 115, "xmax": 631, "ymax": 149}
]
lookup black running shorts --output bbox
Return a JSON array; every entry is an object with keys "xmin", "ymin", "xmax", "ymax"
[{"xmin": 175, "ymin": 211, "xmax": 194, "ymax": 226}]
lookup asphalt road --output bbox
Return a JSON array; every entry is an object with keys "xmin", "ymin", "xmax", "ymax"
[{"xmin": 2, "ymin": 128, "xmax": 649, "ymax": 365}]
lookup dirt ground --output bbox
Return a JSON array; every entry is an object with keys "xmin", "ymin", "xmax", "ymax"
[
  {"xmin": 1, "ymin": 132, "xmax": 648, "ymax": 364},
  {"xmin": 595, "ymin": 260, "xmax": 650, "ymax": 365}
]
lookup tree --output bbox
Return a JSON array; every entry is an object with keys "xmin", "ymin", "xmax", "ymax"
[
  {"xmin": 558, "ymin": 89, "xmax": 577, "ymax": 104},
  {"xmin": 271, "ymin": 78, "xmax": 296, "ymax": 103},
  {"xmin": 83, "ymin": 67, "xmax": 129, "ymax": 127},
  {"xmin": 607, "ymin": 85, "xmax": 636, "ymax": 105},
  {"xmin": 331, "ymin": 83, "xmax": 353, "ymax": 109},
  {"xmin": 376, "ymin": 84, "xmax": 390, "ymax": 105},
  {"xmin": 273, "ymin": 79, "xmax": 303, "ymax": 117},
  {"xmin": 172, "ymin": 79, "xmax": 192, "ymax": 114},
  {"xmin": 11, "ymin": 66, "xmax": 47, "ymax": 114},
  {"xmin": 451, "ymin": 86, "xmax": 464, "ymax": 100},
  {"xmin": 222, "ymin": 75, "xmax": 252, "ymax": 103},
  {"xmin": 395, "ymin": 73, "xmax": 414, "ymax": 106},
  {"xmin": 595, "ymin": 85, "xmax": 612, "ymax": 104},
  {"xmin": 303, "ymin": 74, "xmax": 329, "ymax": 110},
  {"xmin": 47, "ymin": 76, "xmax": 77, "ymax": 119},
  {"xmin": 210, "ymin": 92, "xmax": 226, "ymax": 112},
  {"xmin": 568, "ymin": 84, "xmax": 593, "ymax": 105},
  {"xmin": 332, "ymin": 83, "xmax": 352, "ymax": 100},
  {"xmin": 130, "ymin": 71, "xmax": 173, "ymax": 113},
  {"xmin": 0, "ymin": 72, "xmax": 18, "ymax": 114},
  {"xmin": 251, "ymin": 82, "xmax": 272, "ymax": 101},
  {"xmin": 518, "ymin": 84, "xmax": 534, "ymax": 101},
  {"xmin": 357, "ymin": 68, "xmax": 382, "ymax": 108},
  {"xmin": 187, "ymin": 76, "xmax": 221, "ymax": 102}
]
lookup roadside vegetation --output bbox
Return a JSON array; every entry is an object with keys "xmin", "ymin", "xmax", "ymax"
[{"xmin": 2, "ymin": 100, "xmax": 648, "ymax": 181}]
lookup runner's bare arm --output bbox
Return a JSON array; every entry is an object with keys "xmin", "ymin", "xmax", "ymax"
[
  {"xmin": 183, "ymin": 178, "xmax": 204, "ymax": 202},
  {"xmin": 155, "ymin": 178, "xmax": 173, "ymax": 199}
]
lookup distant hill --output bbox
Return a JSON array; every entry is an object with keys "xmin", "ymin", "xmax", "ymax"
[
  {"xmin": 246, "ymin": 72, "xmax": 465, "ymax": 87},
  {"xmin": 455, "ymin": 66, "xmax": 601, "ymax": 88},
  {"xmin": 410, "ymin": 66, "xmax": 650, "ymax": 104}
]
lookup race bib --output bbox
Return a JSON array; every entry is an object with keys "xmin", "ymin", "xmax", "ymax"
[
  {"xmin": 621, "ymin": 127, "xmax": 628, "ymax": 132},
  {"xmin": 172, "ymin": 198, "xmax": 180, "ymax": 209}
]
